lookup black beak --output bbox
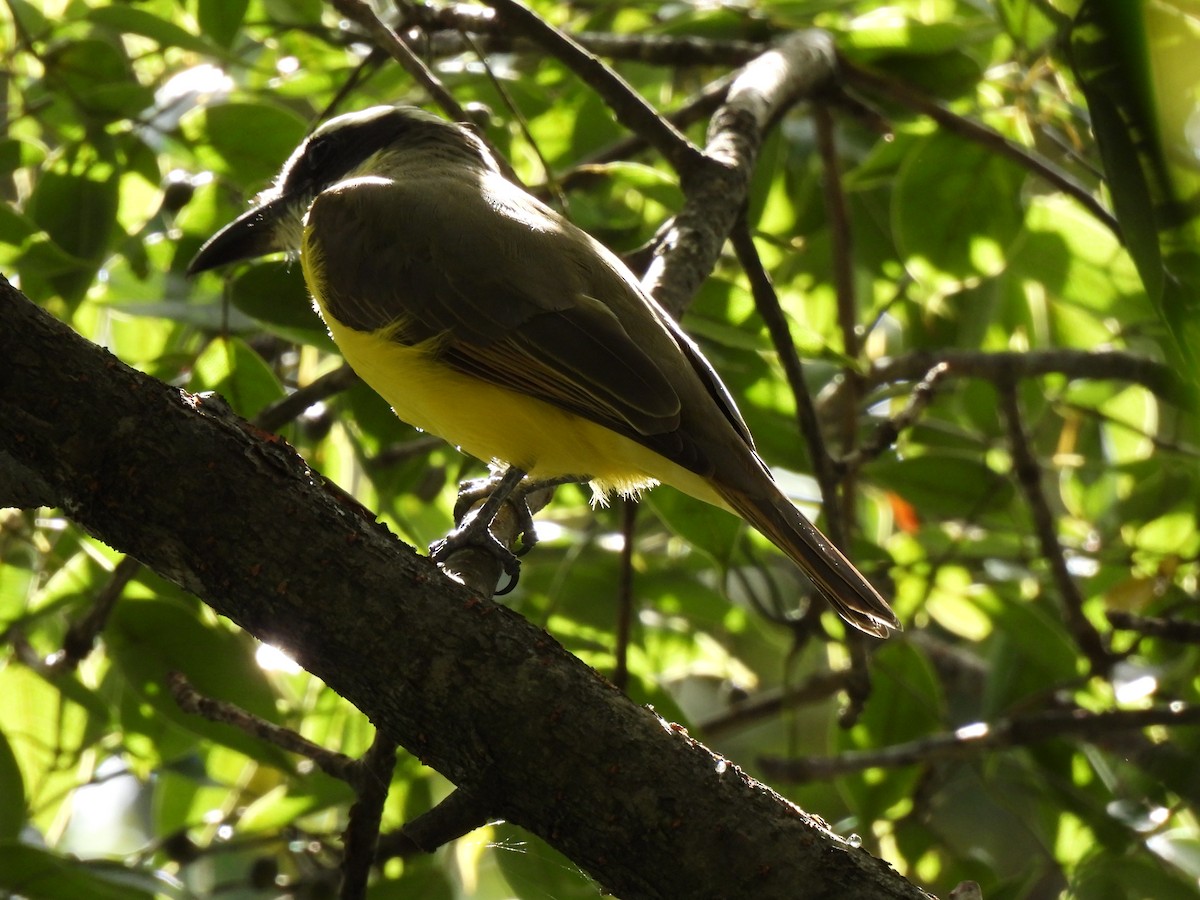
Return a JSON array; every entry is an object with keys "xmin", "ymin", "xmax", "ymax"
[{"xmin": 187, "ymin": 194, "xmax": 293, "ymax": 276}]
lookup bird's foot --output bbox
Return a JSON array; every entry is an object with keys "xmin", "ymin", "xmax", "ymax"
[
  {"xmin": 430, "ymin": 470, "xmax": 589, "ymax": 593},
  {"xmin": 430, "ymin": 467, "xmax": 532, "ymax": 588},
  {"xmin": 447, "ymin": 470, "xmax": 540, "ymax": 558}
]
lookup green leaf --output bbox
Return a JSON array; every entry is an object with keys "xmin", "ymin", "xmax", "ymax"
[
  {"xmin": 105, "ymin": 598, "xmax": 291, "ymax": 769},
  {"xmin": 981, "ymin": 596, "xmax": 1080, "ymax": 714},
  {"xmin": 893, "ymin": 131, "xmax": 1027, "ymax": 295},
  {"xmin": 0, "ymin": 844, "xmax": 170, "ymax": 900},
  {"xmin": 0, "ymin": 136, "xmax": 47, "ymax": 175},
  {"xmin": 995, "ymin": 0, "xmax": 1062, "ymax": 48},
  {"xmin": 369, "ymin": 862, "xmax": 455, "ymax": 899},
  {"xmin": 191, "ymin": 103, "xmax": 307, "ymax": 187},
  {"xmin": 840, "ymin": 7, "xmax": 973, "ymax": 57},
  {"xmin": 0, "ymin": 204, "xmax": 79, "ymax": 274},
  {"xmin": 645, "ymin": 489, "xmax": 742, "ymax": 568},
  {"xmin": 198, "ymin": 0, "xmax": 250, "ymax": 48},
  {"xmin": 492, "ymin": 824, "xmax": 598, "ymax": 899},
  {"xmin": 43, "ymin": 39, "xmax": 153, "ymax": 117},
  {"xmin": 226, "ymin": 261, "xmax": 332, "ymax": 346},
  {"xmin": 0, "ymin": 732, "xmax": 25, "ymax": 843},
  {"xmin": 871, "ymin": 455, "xmax": 1015, "ymax": 520},
  {"xmin": 26, "ymin": 159, "xmax": 120, "ymax": 307},
  {"xmin": 86, "ymin": 6, "xmax": 217, "ymax": 55},
  {"xmin": 1072, "ymin": 847, "xmax": 1200, "ymax": 899},
  {"xmin": 838, "ymin": 641, "xmax": 943, "ymax": 817},
  {"xmin": 0, "ymin": 665, "xmax": 98, "ymax": 832},
  {"xmin": 7, "ymin": 0, "xmax": 47, "ymax": 35},
  {"xmin": 188, "ymin": 336, "xmax": 286, "ymax": 419},
  {"xmin": 1070, "ymin": 1, "xmax": 1200, "ymax": 388}
]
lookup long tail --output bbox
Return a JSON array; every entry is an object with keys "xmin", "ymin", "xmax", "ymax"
[{"xmin": 716, "ymin": 483, "xmax": 900, "ymax": 637}]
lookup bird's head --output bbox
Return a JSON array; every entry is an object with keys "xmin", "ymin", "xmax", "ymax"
[{"xmin": 187, "ymin": 105, "xmax": 496, "ymax": 274}]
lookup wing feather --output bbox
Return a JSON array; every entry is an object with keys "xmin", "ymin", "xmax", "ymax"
[{"xmin": 307, "ymin": 172, "xmax": 754, "ymax": 476}]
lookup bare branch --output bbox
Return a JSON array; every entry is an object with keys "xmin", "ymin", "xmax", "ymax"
[
  {"xmin": 481, "ymin": 0, "xmax": 701, "ymax": 170},
  {"xmin": 761, "ymin": 704, "xmax": 1200, "ymax": 782},
  {"xmin": 998, "ymin": 384, "xmax": 1112, "ymax": 674},
  {"xmin": 377, "ymin": 790, "xmax": 491, "ymax": 860},
  {"xmin": 863, "ymin": 348, "xmax": 1183, "ymax": 405},
  {"xmin": 341, "ymin": 733, "xmax": 398, "ymax": 900},
  {"xmin": 648, "ymin": 30, "xmax": 839, "ymax": 318},
  {"xmin": 329, "ymin": 0, "xmax": 470, "ymax": 124},
  {"xmin": 730, "ymin": 221, "xmax": 842, "ymax": 542},
  {"xmin": 1108, "ymin": 611, "xmax": 1200, "ymax": 644},
  {"xmin": 840, "ymin": 58, "xmax": 1121, "ymax": 237},
  {"xmin": 168, "ymin": 672, "xmax": 359, "ymax": 782},
  {"xmin": 840, "ymin": 363, "xmax": 950, "ymax": 473}
]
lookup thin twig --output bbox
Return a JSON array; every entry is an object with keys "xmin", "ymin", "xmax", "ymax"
[
  {"xmin": 256, "ymin": 364, "xmax": 360, "ymax": 433},
  {"xmin": 812, "ymin": 98, "xmax": 861, "ymax": 548},
  {"xmin": 567, "ymin": 74, "xmax": 734, "ymax": 171},
  {"xmin": 340, "ymin": 732, "xmax": 398, "ymax": 900},
  {"xmin": 1108, "ymin": 611, "xmax": 1200, "ymax": 644},
  {"xmin": 839, "ymin": 362, "xmax": 951, "ymax": 473},
  {"xmin": 760, "ymin": 704, "xmax": 1200, "ymax": 782},
  {"xmin": 862, "ymin": 348, "xmax": 1184, "ymax": 405},
  {"xmin": 613, "ymin": 499, "xmax": 637, "ymax": 693},
  {"xmin": 481, "ymin": 0, "xmax": 702, "ymax": 171},
  {"xmin": 729, "ymin": 220, "xmax": 843, "ymax": 544},
  {"xmin": 840, "ymin": 57, "xmax": 1121, "ymax": 238},
  {"xmin": 376, "ymin": 789, "xmax": 491, "ymax": 860},
  {"xmin": 401, "ymin": 3, "xmax": 760, "ymax": 69},
  {"xmin": 168, "ymin": 672, "xmax": 358, "ymax": 782},
  {"xmin": 813, "ymin": 102, "xmax": 858, "ymax": 363},
  {"xmin": 998, "ymin": 383, "xmax": 1112, "ymax": 674},
  {"xmin": 698, "ymin": 670, "xmax": 850, "ymax": 739},
  {"xmin": 329, "ymin": 0, "xmax": 470, "ymax": 124},
  {"xmin": 51, "ymin": 555, "xmax": 141, "ymax": 670}
]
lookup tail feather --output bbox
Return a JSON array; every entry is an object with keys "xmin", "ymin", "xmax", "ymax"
[{"xmin": 716, "ymin": 483, "xmax": 900, "ymax": 638}]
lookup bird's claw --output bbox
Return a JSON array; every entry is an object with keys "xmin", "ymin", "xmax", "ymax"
[
  {"xmin": 429, "ymin": 513, "xmax": 523, "ymax": 580},
  {"xmin": 429, "ymin": 468, "xmax": 538, "ymax": 590}
]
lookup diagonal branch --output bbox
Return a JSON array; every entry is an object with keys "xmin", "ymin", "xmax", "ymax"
[
  {"xmin": 998, "ymin": 383, "xmax": 1112, "ymax": 674},
  {"xmin": 0, "ymin": 278, "xmax": 928, "ymax": 900},
  {"xmin": 481, "ymin": 0, "xmax": 702, "ymax": 170},
  {"xmin": 840, "ymin": 59, "xmax": 1121, "ymax": 237},
  {"xmin": 645, "ymin": 30, "xmax": 841, "ymax": 319}
]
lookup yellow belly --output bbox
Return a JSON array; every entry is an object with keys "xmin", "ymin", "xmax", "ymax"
[{"xmin": 323, "ymin": 313, "xmax": 724, "ymax": 508}]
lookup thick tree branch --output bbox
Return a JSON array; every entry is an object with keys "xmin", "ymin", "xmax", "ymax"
[{"xmin": 0, "ymin": 279, "xmax": 927, "ymax": 899}]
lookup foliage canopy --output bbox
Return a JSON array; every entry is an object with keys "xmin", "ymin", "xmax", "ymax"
[{"xmin": 2, "ymin": 0, "xmax": 1200, "ymax": 898}]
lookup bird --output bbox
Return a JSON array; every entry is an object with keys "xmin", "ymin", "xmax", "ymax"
[{"xmin": 187, "ymin": 105, "xmax": 899, "ymax": 637}]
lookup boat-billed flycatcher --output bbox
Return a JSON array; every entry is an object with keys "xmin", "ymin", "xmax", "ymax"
[{"xmin": 188, "ymin": 105, "xmax": 899, "ymax": 637}]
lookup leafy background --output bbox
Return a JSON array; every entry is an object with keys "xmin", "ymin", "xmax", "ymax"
[{"xmin": 2, "ymin": 0, "xmax": 1200, "ymax": 897}]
